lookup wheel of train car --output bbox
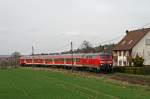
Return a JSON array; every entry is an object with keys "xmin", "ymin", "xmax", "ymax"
[{"xmin": 100, "ymin": 64, "xmax": 112, "ymax": 73}]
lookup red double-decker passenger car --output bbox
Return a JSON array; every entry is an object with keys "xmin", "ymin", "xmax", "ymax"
[{"xmin": 20, "ymin": 53, "xmax": 113, "ymax": 72}]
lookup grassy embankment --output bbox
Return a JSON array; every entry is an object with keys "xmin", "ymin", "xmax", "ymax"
[{"xmin": 0, "ymin": 67, "xmax": 150, "ymax": 99}]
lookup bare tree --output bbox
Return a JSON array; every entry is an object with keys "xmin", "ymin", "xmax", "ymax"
[
  {"xmin": 11, "ymin": 51, "xmax": 21, "ymax": 67},
  {"xmin": 80, "ymin": 40, "xmax": 94, "ymax": 53}
]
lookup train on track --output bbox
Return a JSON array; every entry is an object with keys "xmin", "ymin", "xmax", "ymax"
[{"xmin": 19, "ymin": 53, "xmax": 113, "ymax": 72}]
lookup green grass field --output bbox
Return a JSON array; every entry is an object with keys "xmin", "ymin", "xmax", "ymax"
[{"xmin": 0, "ymin": 68, "xmax": 150, "ymax": 99}]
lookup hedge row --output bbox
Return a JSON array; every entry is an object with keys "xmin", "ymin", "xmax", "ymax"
[{"xmin": 112, "ymin": 66, "xmax": 150, "ymax": 75}]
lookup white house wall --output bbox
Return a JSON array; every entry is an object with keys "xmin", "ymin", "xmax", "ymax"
[
  {"xmin": 132, "ymin": 31, "xmax": 150, "ymax": 65},
  {"xmin": 117, "ymin": 51, "xmax": 128, "ymax": 66}
]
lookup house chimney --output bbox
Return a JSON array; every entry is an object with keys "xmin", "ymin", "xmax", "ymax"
[{"xmin": 126, "ymin": 30, "xmax": 129, "ymax": 34}]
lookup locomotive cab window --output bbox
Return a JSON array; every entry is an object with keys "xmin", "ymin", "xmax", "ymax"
[
  {"xmin": 92, "ymin": 55, "xmax": 97, "ymax": 58},
  {"xmin": 100, "ymin": 54, "xmax": 111, "ymax": 59}
]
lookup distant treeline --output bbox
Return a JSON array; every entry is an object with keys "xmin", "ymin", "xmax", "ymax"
[
  {"xmin": 62, "ymin": 44, "xmax": 114, "ymax": 54},
  {"xmin": 38, "ymin": 40, "xmax": 115, "ymax": 55}
]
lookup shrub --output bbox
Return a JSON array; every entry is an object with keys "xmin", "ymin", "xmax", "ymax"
[
  {"xmin": 135, "ymin": 67, "xmax": 144, "ymax": 75},
  {"xmin": 112, "ymin": 66, "xmax": 145, "ymax": 75},
  {"xmin": 124, "ymin": 67, "xmax": 136, "ymax": 74},
  {"xmin": 132, "ymin": 54, "xmax": 144, "ymax": 67},
  {"xmin": 112, "ymin": 66, "xmax": 125, "ymax": 73},
  {"xmin": 144, "ymin": 66, "xmax": 150, "ymax": 75},
  {"xmin": 0, "ymin": 61, "xmax": 9, "ymax": 69}
]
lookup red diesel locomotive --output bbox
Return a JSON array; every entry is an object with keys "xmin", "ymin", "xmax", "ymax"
[{"xmin": 20, "ymin": 53, "xmax": 113, "ymax": 72}]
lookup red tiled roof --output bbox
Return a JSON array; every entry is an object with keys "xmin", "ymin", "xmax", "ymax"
[{"xmin": 113, "ymin": 28, "xmax": 150, "ymax": 51}]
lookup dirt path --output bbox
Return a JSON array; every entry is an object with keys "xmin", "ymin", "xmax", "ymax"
[{"xmin": 110, "ymin": 73, "xmax": 150, "ymax": 87}]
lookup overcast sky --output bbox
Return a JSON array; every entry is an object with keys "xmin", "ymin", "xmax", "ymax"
[{"xmin": 0, "ymin": 0, "xmax": 150, "ymax": 55}]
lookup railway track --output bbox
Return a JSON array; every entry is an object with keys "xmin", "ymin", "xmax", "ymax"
[{"xmin": 23, "ymin": 65, "xmax": 107, "ymax": 78}]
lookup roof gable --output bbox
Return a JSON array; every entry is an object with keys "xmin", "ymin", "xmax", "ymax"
[{"xmin": 113, "ymin": 28, "xmax": 150, "ymax": 51}]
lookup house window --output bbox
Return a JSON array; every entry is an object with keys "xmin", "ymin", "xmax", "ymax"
[
  {"xmin": 119, "ymin": 51, "xmax": 121, "ymax": 56},
  {"xmin": 126, "ymin": 51, "xmax": 129, "ymax": 56},
  {"xmin": 113, "ymin": 51, "xmax": 117, "ymax": 56},
  {"xmin": 119, "ymin": 60, "xmax": 122, "ymax": 66},
  {"xmin": 145, "ymin": 39, "xmax": 150, "ymax": 45},
  {"xmin": 123, "ymin": 61, "xmax": 126, "ymax": 66},
  {"xmin": 123, "ymin": 51, "xmax": 126, "ymax": 56}
]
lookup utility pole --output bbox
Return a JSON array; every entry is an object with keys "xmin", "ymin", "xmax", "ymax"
[
  {"xmin": 71, "ymin": 42, "xmax": 74, "ymax": 72},
  {"xmin": 32, "ymin": 46, "xmax": 34, "ymax": 55},
  {"xmin": 104, "ymin": 47, "xmax": 107, "ymax": 57},
  {"xmin": 32, "ymin": 46, "xmax": 34, "ymax": 66}
]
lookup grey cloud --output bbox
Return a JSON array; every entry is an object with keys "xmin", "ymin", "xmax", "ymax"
[{"xmin": 0, "ymin": 0, "xmax": 150, "ymax": 54}]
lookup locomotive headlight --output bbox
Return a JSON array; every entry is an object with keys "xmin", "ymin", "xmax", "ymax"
[
  {"xmin": 110, "ymin": 64, "xmax": 112, "ymax": 66},
  {"xmin": 101, "ymin": 64, "xmax": 103, "ymax": 66}
]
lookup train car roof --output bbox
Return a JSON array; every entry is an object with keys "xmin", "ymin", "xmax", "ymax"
[
  {"xmin": 20, "ymin": 54, "xmax": 83, "ymax": 59},
  {"xmin": 83, "ymin": 52, "xmax": 110, "ymax": 56},
  {"xmin": 20, "ymin": 53, "xmax": 111, "ymax": 59}
]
